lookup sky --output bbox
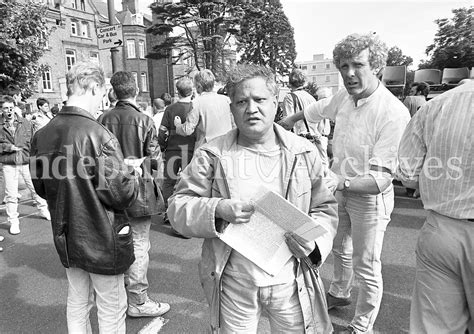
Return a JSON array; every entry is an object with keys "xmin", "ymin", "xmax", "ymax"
[{"xmin": 119, "ymin": 0, "xmax": 471, "ymax": 70}]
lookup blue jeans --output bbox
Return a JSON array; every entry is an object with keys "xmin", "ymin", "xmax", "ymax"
[
  {"xmin": 125, "ymin": 216, "xmax": 152, "ymax": 305},
  {"xmin": 220, "ymin": 273, "xmax": 304, "ymax": 333},
  {"xmin": 66, "ymin": 267, "xmax": 127, "ymax": 334},
  {"xmin": 329, "ymin": 189, "xmax": 394, "ymax": 332}
]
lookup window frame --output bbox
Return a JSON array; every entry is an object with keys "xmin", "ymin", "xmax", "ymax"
[
  {"xmin": 71, "ymin": 21, "xmax": 78, "ymax": 36},
  {"xmin": 66, "ymin": 49, "xmax": 76, "ymax": 71},
  {"xmin": 140, "ymin": 72, "xmax": 148, "ymax": 92},
  {"xmin": 127, "ymin": 40, "xmax": 136, "ymax": 59},
  {"xmin": 138, "ymin": 40, "xmax": 145, "ymax": 59},
  {"xmin": 42, "ymin": 69, "xmax": 53, "ymax": 92}
]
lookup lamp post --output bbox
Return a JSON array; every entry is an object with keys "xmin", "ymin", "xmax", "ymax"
[{"xmin": 107, "ymin": 0, "xmax": 120, "ymax": 72}]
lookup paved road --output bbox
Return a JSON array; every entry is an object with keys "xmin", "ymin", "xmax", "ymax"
[{"xmin": 0, "ymin": 186, "xmax": 425, "ymax": 333}]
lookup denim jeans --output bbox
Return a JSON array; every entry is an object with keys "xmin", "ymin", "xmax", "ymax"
[
  {"xmin": 125, "ymin": 215, "xmax": 152, "ymax": 305},
  {"xmin": 329, "ymin": 189, "xmax": 394, "ymax": 332},
  {"xmin": 409, "ymin": 211, "xmax": 474, "ymax": 334},
  {"xmin": 66, "ymin": 267, "xmax": 127, "ymax": 334},
  {"xmin": 3, "ymin": 164, "xmax": 48, "ymax": 223},
  {"xmin": 220, "ymin": 273, "xmax": 305, "ymax": 333},
  {"xmin": 162, "ymin": 150, "xmax": 193, "ymax": 208}
]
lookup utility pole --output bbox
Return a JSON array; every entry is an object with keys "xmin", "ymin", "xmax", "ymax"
[{"xmin": 107, "ymin": 0, "xmax": 120, "ymax": 72}]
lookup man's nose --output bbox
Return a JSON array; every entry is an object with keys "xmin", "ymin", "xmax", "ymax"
[
  {"xmin": 346, "ymin": 66, "xmax": 356, "ymax": 76},
  {"xmin": 245, "ymin": 100, "xmax": 258, "ymax": 113}
]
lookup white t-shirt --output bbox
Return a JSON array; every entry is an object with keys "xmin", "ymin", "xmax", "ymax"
[{"xmin": 223, "ymin": 145, "xmax": 296, "ymax": 287}]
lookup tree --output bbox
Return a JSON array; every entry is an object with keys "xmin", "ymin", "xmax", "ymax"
[
  {"xmin": 386, "ymin": 46, "xmax": 413, "ymax": 67},
  {"xmin": 147, "ymin": 0, "xmax": 244, "ymax": 79},
  {"xmin": 0, "ymin": 0, "xmax": 52, "ymax": 97},
  {"xmin": 420, "ymin": 7, "xmax": 473, "ymax": 69},
  {"xmin": 236, "ymin": 0, "xmax": 296, "ymax": 79}
]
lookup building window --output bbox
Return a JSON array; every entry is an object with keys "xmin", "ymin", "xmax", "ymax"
[
  {"xmin": 301, "ymin": 65, "xmax": 307, "ymax": 70},
  {"xmin": 131, "ymin": 14, "xmax": 144, "ymax": 25},
  {"xmin": 42, "ymin": 69, "xmax": 53, "ymax": 91},
  {"xmin": 312, "ymin": 65, "xmax": 316, "ymax": 70},
  {"xmin": 325, "ymin": 75, "xmax": 330, "ymax": 82},
  {"xmin": 71, "ymin": 0, "xmax": 77, "ymax": 9},
  {"xmin": 89, "ymin": 51, "xmax": 99, "ymax": 63},
  {"xmin": 127, "ymin": 40, "xmax": 136, "ymax": 59},
  {"xmin": 141, "ymin": 72, "xmax": 148, "ymax": 92},
  {"xmin": 71, "ymin": 21, "xmax": 78, "ymax": 36},
  {"xmin": 81, "ymin": 22, "xmax": 89, "ymax": 37},
  {"xmin": 132, "ymin": 72, "xmax": 138, "ymax": 88},
  {"xmin": 326, "ymin": 63, "xmax": 330, "ymax": 70},
  {"xmin": 138, "ymin": 40, "xmax": 145, "ymax": 59},
  {"xmin": 66, "ymin": 49, "xmax": 76, "ymax": 71},
  {"xmin": 80, "ymin": 0, "xmax": 85, "ymax": 11}
]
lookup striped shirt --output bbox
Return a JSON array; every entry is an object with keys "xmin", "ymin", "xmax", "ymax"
[{"xmin": 397, "ymin": 81, "xmax": 474, "ymax": 219}]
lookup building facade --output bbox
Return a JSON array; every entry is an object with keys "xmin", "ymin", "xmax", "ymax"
[
  {"xmin": 27, "ymin": 0, "xmax": 157, "ymax": 112},
  {"xmin": 297, "ymin": 54, "xmax": 344, "ymax": 95}
]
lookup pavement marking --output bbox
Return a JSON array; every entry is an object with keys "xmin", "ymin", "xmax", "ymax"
[{"xmin": 137, "ymin": 317, "xmax": 169, "ymax": 333}]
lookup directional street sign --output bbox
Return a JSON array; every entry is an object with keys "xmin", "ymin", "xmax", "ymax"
[{"xmin": 96, "ymin": 24, "xmax": 123, "ymax": 50}]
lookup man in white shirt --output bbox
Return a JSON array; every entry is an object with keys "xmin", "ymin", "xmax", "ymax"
[
  {"xmin": 280, "ymin": 33, "xmax": 410, "ymax": 334},
  {"xmin": 174, "ymin": 69, "xmax": 234, "ymax": 149}
]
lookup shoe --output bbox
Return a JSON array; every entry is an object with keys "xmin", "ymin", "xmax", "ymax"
[
  {"xmin": 127, "ymin": 297, "xmax": 170, "ymax": 318},
  {"xmin": 9, "ymin": 221, "xmax": 20, "ymax": 235},
  {"xmin": 0, "ymin": 235, "xmax": 4, "ymax": 242},
  {"xmin": 327, "ymin": 292, "xmax": 351, "ymax": 310},
  {"xmin": 39, "ymin": 209, "xmax": 51, "ymax": 221},
  {"xmin": 336, "ymin": 325, "xmax": 358, "ymax": 334},
  {"xmin": 171, "ymin": 228, "xmax": 191, "ymax": 239}
]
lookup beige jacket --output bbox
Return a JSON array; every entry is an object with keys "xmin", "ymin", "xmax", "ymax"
[{"xmin": 168, "ymin": 125, "xmax": 338, "ymax": 333}]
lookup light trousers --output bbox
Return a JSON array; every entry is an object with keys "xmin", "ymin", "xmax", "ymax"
[
  {"xmin": 329, "ymin": 189, "xmax": 394, "ymax": 332},
  {"xmin": 219, "ymin": 274, "xmax": 305, "ymax": 333},
  {"xmin": 3, "ymin": 164, "xmax": 48, "ymax": 222},
  {"xmin": 66, "ymin": 267, "xmax": 127, "ymax": 334},
  {"xmin": 125, "ymin": 215, "xmax": 152, "ymax": 305},
  {"xmin": 409, "ymin": 211, "xmax": 474, "ymax": 334}
]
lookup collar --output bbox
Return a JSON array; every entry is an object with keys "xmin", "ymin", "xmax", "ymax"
[
  {"xmin": 179, "ymin": 96, "xmax": 192, "ymax": 103},
  {"xmin": 351, "ymin": 81, "xmax": 382, "ymax": 107},
  {"xmin": 116, "ymin": 100, "xmax": 141, "ymax": 113},
  {"xmin": 58, "ymin": 106, "xmax": 97, "ymax": 120}
]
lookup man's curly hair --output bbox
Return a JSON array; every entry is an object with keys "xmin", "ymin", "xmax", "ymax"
[{"xmin": 333, "ymin": 33, "xmax": 388, "ymax": 72}]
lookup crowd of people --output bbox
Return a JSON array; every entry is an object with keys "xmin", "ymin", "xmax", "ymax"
[{"xmin": 0, "ymin": 31, "xmax": 472, "ymax": 334}]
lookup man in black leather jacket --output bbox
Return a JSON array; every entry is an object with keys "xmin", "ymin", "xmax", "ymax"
[
  {"xmin": 30, "ymin": 62, "xmax": 139, "ymax": 333},
  {"xmin": 99, "ymin": 71, "xmax": 169, "ymax": 318}
]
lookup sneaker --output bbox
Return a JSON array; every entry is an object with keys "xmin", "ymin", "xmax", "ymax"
[
  {"xmin": 0, "ymin": 235, "xmax": 4, "ymax": 242},
  {"xmin": 127, "ymin": 297, "xmax": 170, "ymax": 318},
  {"xmin": 327, "ymin": 292, "xmax": 351, "ymax": 310},
  {"xmin": 9, "ymin": 221, "xmax": 20, "ymax": 235},
  {"xmin": 39, "ymin": 209, "xmax": 51, "ymax": 221}
]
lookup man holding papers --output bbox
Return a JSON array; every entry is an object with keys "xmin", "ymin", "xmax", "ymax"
[{"xmin": 168, "ymin": 64, "xmax": 338, "ymax": 333}]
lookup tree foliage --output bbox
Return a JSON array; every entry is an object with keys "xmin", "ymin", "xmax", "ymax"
[
  {"xmin": 420, "ymin": 7, "xmax": 473, "ymax": 70},
  {"xmin": 147, "ymin": 0, "xmax": 244, "ymax": 79},
  {"xmin": 0, "ymin": 0, "xmax": 52, "ymax": 96},
  {"xmin": 236, "ymin": 0, "xmax": 296, "ymax": 78},
  {"xmin": 386, "ymin": 46, "xmax": 413, "ymax": 67}
]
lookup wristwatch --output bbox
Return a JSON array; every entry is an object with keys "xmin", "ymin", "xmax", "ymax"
[{"xmin": 343, "ymin": 178, "xmax": 351, "ymax": 190}]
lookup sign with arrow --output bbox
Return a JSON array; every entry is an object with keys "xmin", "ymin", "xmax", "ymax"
[{"xmin": 96, "ymin": 24, "xmax": 123, "ymax": 50}]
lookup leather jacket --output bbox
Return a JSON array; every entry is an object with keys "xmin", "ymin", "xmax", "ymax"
[
  {"xmin": 99, "ymin": 101, "xmax": 164, "ymax": 217},
  {"xmin": 0, "ymin": 116, "xmax": 33, "ymax": 165},
  {"xmin": 30, "ymin": 106, "xmax": 139, "ymax": 275}
]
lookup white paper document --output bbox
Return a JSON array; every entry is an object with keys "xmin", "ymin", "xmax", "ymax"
[{"xmin": 218, "ymin": 187, "xmax": 328, "ymax": 276}]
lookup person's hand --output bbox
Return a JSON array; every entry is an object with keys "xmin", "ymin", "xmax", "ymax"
[
  {"xmin": 335, "ymin": 173, "xmax": 345, "ymax": 191},
  {"xmin": 215, "ymin": 199, "xmax": 255, "ymax": 224},
  {"xmin": 278, "ymin": 117, "xmax": 295, "ymax": 131},
  {"xmin": 285, "ymin": 232, "xmax": 315, "ymax": 259},
  {"xmin": 10, "ymin": 145, "xmax": 21, "ymax": 152},
  {"xmin": 174, "ymin": 116, "xmax": 182, "ymax": 127}
]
